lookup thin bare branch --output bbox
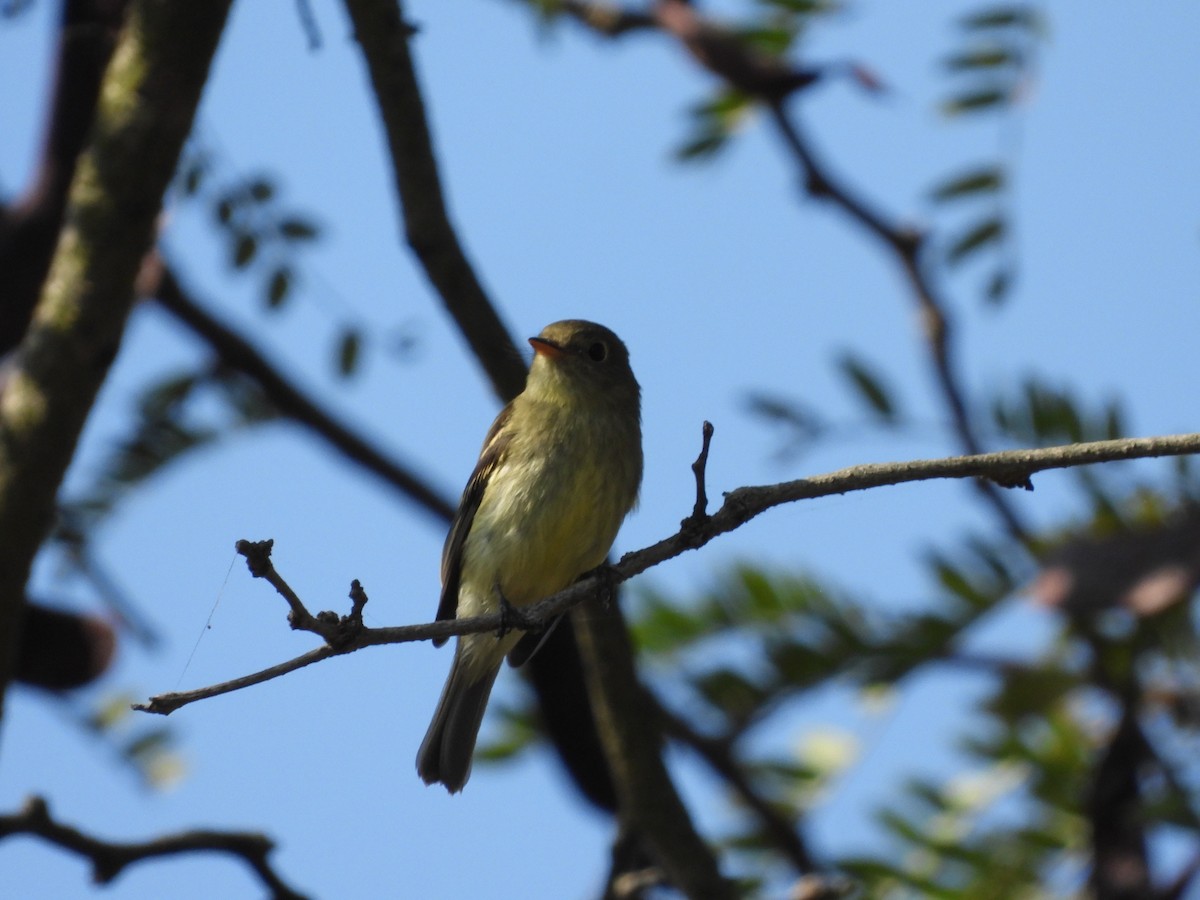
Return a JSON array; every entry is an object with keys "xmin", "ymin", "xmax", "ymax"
[
  {"xmin": 136, "ymin": 431, "xmax": 1200, "ymax": 716},
  {"xmin": 686, "ymin": 420, "xmax": 714, "ymax": 524},
  {"xmin": 343, "ymin": 0, "xmax": 526, "ymax": 402},
  {"xmin": 136, "ymin": 646, "xmax": 338, "ymax": 715},
  {"xmin": 0, "ymin": 796, "xmax": 307, "ymax": 900},
  {"xmin": 763, "ymin": 102, "xmax": 1029, "ymax": 540}
]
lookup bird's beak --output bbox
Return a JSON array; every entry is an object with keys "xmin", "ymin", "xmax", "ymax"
[{"xmin": 529, "ymin": 336, "xmax": 566, "ymax": 360}]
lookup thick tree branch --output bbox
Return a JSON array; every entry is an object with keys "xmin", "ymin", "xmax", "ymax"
[
  {"xmin": 138, "ymin": 252, "xmax": 456, "ymax": 523},
  {"xmin": 0, "ymin": 0, "xmax": 130, "ymax": 354},
  {"xmin": 343, "ymin": 0, "xmax": 526, "ymax": 402},
  {"xmin": 0, "ymin": 796, "xmax": 307, "ymax": 900},
  {"xmin": 0, "ymin": 0, "xmax": 233, "ymax": 716},
  {"xmin": 572, "ymin": 590, "xmax": 736, "ymax": 897},
  {"xmin": 137, "ymin": 430, "xmax": 1200, "ymax": 715}
]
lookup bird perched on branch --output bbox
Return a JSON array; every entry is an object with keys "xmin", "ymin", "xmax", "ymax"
[{"xmin": 417, "ymin": 320, "xmax": 643, "ymax": 793}]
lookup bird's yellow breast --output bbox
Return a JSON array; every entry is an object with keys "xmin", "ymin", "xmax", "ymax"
[{"xmin": 455, "ymin": 397, "xmax": 639, "ymax": 618}]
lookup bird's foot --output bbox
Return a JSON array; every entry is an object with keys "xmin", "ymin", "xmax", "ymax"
[{"xmin": 493, "ymin": 582, "xmax": 531, "ymax": 638}]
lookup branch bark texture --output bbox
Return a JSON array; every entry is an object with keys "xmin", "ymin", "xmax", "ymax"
[{"xmin": 0, "ymin": 0, "xmax": 232, "ymax": 717}]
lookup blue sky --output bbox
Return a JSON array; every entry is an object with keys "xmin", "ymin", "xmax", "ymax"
[{"xmin": 2, "ymin": 1, "xmax": 1199, "ymax": 897}]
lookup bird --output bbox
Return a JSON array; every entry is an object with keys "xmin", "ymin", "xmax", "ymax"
[{"xmin": 416, "ymin": 319, "xmax": 643, "ymax": 793}]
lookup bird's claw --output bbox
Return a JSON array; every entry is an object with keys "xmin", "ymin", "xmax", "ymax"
[{"xmin": 494, "ymin": 583, "xmax": 527, "ymax": 637}]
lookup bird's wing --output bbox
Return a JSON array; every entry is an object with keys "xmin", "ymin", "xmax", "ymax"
[{"xmin": 433, "ymin": 404, "xmax": 515, "ymax": 645}]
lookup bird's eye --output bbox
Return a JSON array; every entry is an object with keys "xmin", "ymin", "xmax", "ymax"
[{"xmin": 587, "ymin": 341, "xmax": 608, "ymax": 362}]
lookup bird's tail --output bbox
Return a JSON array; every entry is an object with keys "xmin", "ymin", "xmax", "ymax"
[{"xmin": 416, "ymin": 647, "xmax": 501, "ymax": 793}]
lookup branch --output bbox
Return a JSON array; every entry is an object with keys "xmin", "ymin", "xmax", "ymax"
[
  {"xmin": 0, "ymin": 0, "xmax": 131, "ymax": 354},
  {"xmin": 343, "ymin": 0, "xmax": 526, "ymax": 403},
  {"xmin": 0, "ymin": 796, "xmax": 307, "ymax": 900},
  {"xmin": 523, "ymin": 0, "xmax": 1031, "ymax": 541},
  {"xmin": 1088, "ymin": 708, "xmax": 1151, "ymax": 898},
  {"xmin": 685, "ymin": 420, "xmax": 714, "ymax": 524},
  {"xmin": 658, "ymin": 702, "xmax": 818, "ymax": 875},
  {"xmin": 138, "ymin": 252, "xmax": 456, "ymax": 523},
  {"xmin": 136, "ymin": 431, "xmax": 1200, "ymax": 715},
  {"xmin": 572, "ymin": 582, "xmax": 736, "ymax": 897},
  {"xmin": 0, "ymin": 0, "xmax": 233, "ymax": 713},
  {"xmin": 762, "ymin": 103, "xmax": 1029, "ymax": 541}
]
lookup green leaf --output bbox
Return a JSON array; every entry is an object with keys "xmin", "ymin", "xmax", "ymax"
[
  {"xmin": 837, "ymin": 353, "xmax": 897, "ymax": 421},
  {"xmin": 693, "ymin": 667, "xmax": 765, "ymax": 720},
  {"xmin": 768, "ymin": 640, "xmax": 832, "ymax": 689},
  {"xmin": 123, "ymin": 727, "xmax": 173, "ymax": 761},
  {"xmin": 700, "ymin": 89, "xmax": 751, "ymax": 123},
  {"xmin": 946, "ymin": 217, "xmax": 1004, "ymax": 266},
  {"xmin": 266, "ymin": 266, "xmax": 292, "ymax": 309},
  {"xmin": 941, "ymin": 87, "xmax": 1009, "ymax": 116},
  {"xmin": 182, "ymin": 162, "xmax": 205, "ymax": 197},
  {"xmin": 675, "ymin": 131, "xmax": 729, "ymax": 162},
  {"xmin": 985, "ymin": 268, "xmax": 1012, "ymax": 304},
  {"xmin": 475, "ymin": 704, "xmax": 538, "ymax": 763},
  {"xmin": 232, "ymin": 232, "xmax": 257, "ymax": 269},
  {"xmin": 944, "ymin": 47, "xmax": 1018, "ymax": 71},
  {"xmin": 278, "ymin": 217, "xmax": 319, "ymax": 241},
  {"xmin": 247, "ymin": 178, "xmax": 274, "ymax": 202},
  {"xmin": 929, "ymin": 167, "xmax": 1004, "ymax": 203},
  {"xmin": 138, "ymin": 371, "xmax": 200, "ymax": 420},
  {"xmin": 742, "ymin": 391, "xmax": 825, "ymax": 439},
  {"xmin": 88, "ymin": 693, "xmax": 136, "ymax": 732},
  {"xmin": 1103, "ymin": 401, "xmax": 1125, "ymax": 440},
  {"xmin": 336, "ymin": 328, "xmax": 362, "ymax": 377},
  {"xmin": 961, "ymin": 6, "xmax": 1038, "ymax": 30},
  {"xmin": 736, "ymin": 25, "xmax": 795, "ymax": 58},
  {"xmin": 676, "ymin": 90, "xmax": 750, "ymax": 163},
  {"xmin": 986, "ymin": 666, "xmax": 1078, "ymax": 721},
  {"xmin": 632, "ymin": 590, "xmax": 718, "ymax": 654},
  {"xmin": 931, "ymin": 557, "xmax": 990, "ymax": 609}
]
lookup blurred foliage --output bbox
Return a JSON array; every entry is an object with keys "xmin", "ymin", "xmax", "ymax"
[
  {"xmin": 177, "ymin": 149, "xmax": 320, "ymax": 315},
  {"xmin": 931, "ymin": 3, "xmax": 1045, "ymax": 306},
  {"xmin": 175, "ymin": 143, "xmax": 387, "ymax": 381},
  {"xmin": 14, "ymin": 0, "xmax": 1199, "ymax": 897},
  {"xmin": 494, "ymin": 277, "xmax": 1200, "ymax": 897},
  {"xmin": 666, "ymin": 0, "xmax": 841, "ymax": 162},
  {"xmin": 59, "ymin": 692, "xmax": 187, "ymax": 791},
  {"xmin": 42, "ymin": 366, "xmax": 279, "ymax": 675},
  {"xmin": 58, "ymin": 366, "xmax": 278, "ymax": 536}
]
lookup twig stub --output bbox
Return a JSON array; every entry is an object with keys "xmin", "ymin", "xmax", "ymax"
[
  {"xmin": 685, "ymin": 421, "xmax": 715, "ymax": 527},
  {"xmin": 348, "ymin": 579, "xmax": 368, "ymax": 622},
  {"xmin": 235, "ymin": 539, "xmax": 274, "ymax": 578}
]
